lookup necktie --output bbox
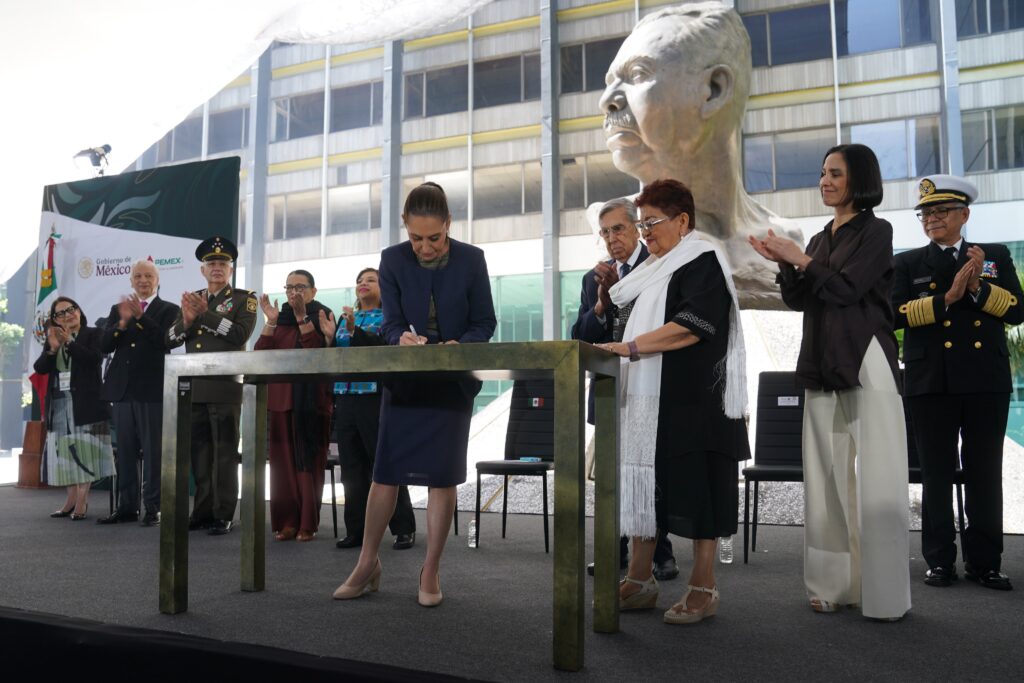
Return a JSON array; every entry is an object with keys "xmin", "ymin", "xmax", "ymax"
[
  {"xmin": 620, "ymin": 262, "xmax": 631, "ymax": 279},
  {"xmin": 139, "ymin": 300, "xmax": 148, "ymax": 313},
  {"xmin": 944, "ymin": 246, "xmax": 957, "ymax": 266}
]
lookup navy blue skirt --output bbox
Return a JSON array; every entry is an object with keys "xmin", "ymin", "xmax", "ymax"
[{"xmin": 373, "ymin": 378, "xmax": 479, "ymax": 487}]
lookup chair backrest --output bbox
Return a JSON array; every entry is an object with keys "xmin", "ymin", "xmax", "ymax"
[
  {"xmin": 504, "ymin": 379, "xmax": 555, "ymax": 462},
  {"xmin": 753, "ymin": 371, "xmax": 804, "ymax": 467}
]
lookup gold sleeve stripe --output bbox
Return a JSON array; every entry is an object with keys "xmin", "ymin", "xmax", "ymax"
[
  {"xmin": 905, "ymin": 297, "xmax": 936, "ymax": 327},
  {"xmin": 981, "ymin": 284, "xmax": 1015, "ymax": 318}
]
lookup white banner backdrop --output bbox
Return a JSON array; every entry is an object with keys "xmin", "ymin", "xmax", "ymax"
[{"xmin": 30, "ymin": 212, "xmax": 204, "ymax": 365}]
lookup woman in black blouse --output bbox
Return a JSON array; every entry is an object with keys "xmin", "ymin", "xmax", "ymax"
[
  {"xmin": 749, "ymin": 143, "xmax": 910, "ymax": 621},
  {"xmin": 598, "ymin": 179, "xmax": 748, "ymax": 625}
]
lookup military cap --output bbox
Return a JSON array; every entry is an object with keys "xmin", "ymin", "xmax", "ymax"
[
  {"xmin": 196, "ymin": 236, "xmax": 238, "ymax": 262},
  {"xmin": 915, "ymin": 174, "xmax": 978, "ymax": 209}
]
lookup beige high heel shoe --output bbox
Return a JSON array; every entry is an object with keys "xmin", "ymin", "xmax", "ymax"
[
  {"xmin": 332, "ymin": 559, "xmax": 381, "ymax": 600},
  {"xmin": 664, "ymin": 584, "xmax": 719, "ymax": 624},
  {"xmin": 619, "ymin": 575, "xmax": 659, "ymax": 610},
  {"xmin": 418, "ymin": 568, "xmax": 443, "ymax": 607}
]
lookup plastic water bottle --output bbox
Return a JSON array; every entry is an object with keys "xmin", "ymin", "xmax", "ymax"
[
  {"xmin": 718, "ymin": 535, "xmax": 734, "ymax": 564},
  {"xmin": 467, "ymin": 519, "xmax": 477, "ymax": 548}
]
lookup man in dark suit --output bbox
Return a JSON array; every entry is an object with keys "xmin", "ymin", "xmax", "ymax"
[
  {"xmin": 894, "ymin": 174, "xmax": 1023, "ymax": 591},
  {"xmin": 167, "ymin": 237, "xmax": 257, "ymax": 535},
  {"xmin": 97, "ymin": 260, "xmax": 180, "ymax": 526},
  {"xmin": 572, "ymin": 197, "xmax": 677, "ymax": 581}
]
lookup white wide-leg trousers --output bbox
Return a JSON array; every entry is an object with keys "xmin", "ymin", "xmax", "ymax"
[{"xmin": 802, "ymin": 338, "xmax": 911, "ymax": 619}]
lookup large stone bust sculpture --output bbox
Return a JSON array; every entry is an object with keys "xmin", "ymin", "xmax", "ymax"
[{"xmin": 597, "ymin": 1, "xmax": 804, "ymax": 309}]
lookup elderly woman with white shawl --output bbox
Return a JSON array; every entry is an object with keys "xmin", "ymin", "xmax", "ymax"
[{"xmin": 597, "ymin": 179, "xmax": 748, "ymax": 625}]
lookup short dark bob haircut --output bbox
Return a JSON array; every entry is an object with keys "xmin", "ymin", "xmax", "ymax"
[
  {"xmin": 49, "ymin": 295, "xmax": 88, "ymax": 327},
  {"xmin": 635, "ymin": 179, "xmax": 696, "ymax": 231},
  {"xmin": 288, "ymin": 269, "xmax": 316, "ymax": 288},
  {"xmin": 822, "ymin": 143, "xmax": 883, "ymax": 211}
]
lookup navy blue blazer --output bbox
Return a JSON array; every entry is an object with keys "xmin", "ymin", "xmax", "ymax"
[{"xmin": 379, "ymin": 238, "xmax": 497, "ymax": 346}]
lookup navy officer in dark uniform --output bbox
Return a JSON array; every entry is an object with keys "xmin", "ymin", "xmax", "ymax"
[
  {"xmin": 572, "ymin": 197, "xmax": 677, "ymax": 581},
  {"xmin": 167, "ymin": 236, "xmax": 257, "ymax": 535},
  {"xmin": 893, "ymin": 174, "xmax": 1022, "ymax": 590}
]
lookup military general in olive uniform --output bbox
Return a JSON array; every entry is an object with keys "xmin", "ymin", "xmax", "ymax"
[
  {"xmin": 893, "ymin": 175, "xmax": 1023, "ymax": 591},
  {"xmin": 167, "ymin": 236, "xmax": 257, "ymax": 535}
]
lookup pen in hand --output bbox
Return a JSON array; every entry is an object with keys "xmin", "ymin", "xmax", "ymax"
[{"xmin": 409, "ymin": 324, "xmax": 425, "ymax": 345}]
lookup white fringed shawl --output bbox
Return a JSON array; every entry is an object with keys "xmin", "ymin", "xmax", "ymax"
[{"xmin": 609, "ymin": 231, "xmax": 747, "ymax": 538}]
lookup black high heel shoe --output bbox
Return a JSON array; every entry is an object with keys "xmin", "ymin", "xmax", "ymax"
[
  {"xmin": 50, "ymin": 508, "xmax": 74, "ymax": 518},
  {"xmin": 70, "ymin": 505, "xmax": 88, "ymax": 521}
]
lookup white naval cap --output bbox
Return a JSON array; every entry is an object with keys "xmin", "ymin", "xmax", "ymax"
[{"xmin": 915, "ymin": 174, "xmax": 978, "ymax": 209}]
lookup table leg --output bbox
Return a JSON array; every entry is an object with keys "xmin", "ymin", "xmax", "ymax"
[
  {"xmin": 159, "ymin": 376, "xmax": 192, "ymax": 614},
  {"xmin": 241, "ymin": 384, "xmax": 267, "ymax": 592},
  {"xmin": 553, "ymin": 355, "xmax": 585, "ymax": 671},
  {"xmin": 592, "ymin": 371, "xmax": 619, "ymax": 634}
]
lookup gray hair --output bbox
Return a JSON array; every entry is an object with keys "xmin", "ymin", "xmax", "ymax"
[
  {"xmin": 598, "ymin": 197, "xmax": 638, "ymax": 223},
  {"xmin": 132, "ymin": 259, "xmax": 159, "ymax": 275}
]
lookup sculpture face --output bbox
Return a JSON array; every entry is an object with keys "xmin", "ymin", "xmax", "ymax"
[{"xmin": 600, "ymin": 17, "xmax": 705, "ymax": 183}]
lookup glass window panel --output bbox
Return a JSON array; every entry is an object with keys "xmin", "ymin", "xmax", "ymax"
[
  {"xmin": 955, "ymin": 0, "xmax": 987, "ymax": 36},
  {"xmin": 774, "ymin": 128, "xmax": 836, "ymax": 190},
  {"xmin": 474, "ymin": 165, "xmax": 523, "ymax": 219},
  {"xmin": 846, "ymin": 120, "xmax": 909, "ymax": 180},
  {"xmin": 172, "ymin": 117, "xmax": 202, "ymax": 161},
  {"xmin": 238, "ymin": 199, "xmax": 247, "ymax": 245},
  {"xmin": 560, "ymin": 44, "xmax": 583, "ymax": 94},
  {"xmin": 769, "ymin": 4, "xmax": 833, "ymax": 65},
  {"xmin": 425, "ymin": 170, "xmax": 469, "ymax": 221},
  {"xmin": 329, "ymin": 184, "xmax": 370, "ymax": 234},
  {"xmin": 962, "ymin": 110, "xmax": 993, "ymax": 173},
  {"xmin": 523, "ymin": 161, "xmax": 542, "ymax": 213},
  {"xmin": 560, "ymin": 269, "xmax": 589, "ymax": 340},
  {"xmin": 560, "ymin": 157, "xmax": 585, "ymax": 209},
  {"xmin": 994, "ymin": 106, "xmax": 1024, "ymax": 170},
  {"xmin": 316, "ymin": 287, "xmax": 358, "ymax": 318},
  {"xmin": 285, "ymin": 191, "xmax": 322, "ymax": 239},
  {"xmin": 742, "ymin": 14, "xmax": 769, "ymax": 67},
  {"xmin": 208, "ymin": 108, "xmax": 247, "ymax": 154},
  {"xmin": 523, "ymin": 53, "xmax": 541, "ymax": 101},
  {"xmin": 269, "ymin": 196, "xmax": 285, "ymax": 241},
  {"xmin": 835, "ymin": 0, "xmax": 901, "ymax": 56},
  {"xmin": 272, "ymin": 99, "xmax": 289, "ymax": 142},
  {"xmin": 902, "ymin": 0, "xmax": 933, "ymax": 45},
  {"xmin": 370, "ymin": 181, "xmax": 382, "ymax": 229},
  {"xmin": 156, "ymin": 131, "xmax": 172, "ymax": 164},
  {"xmin": 586, "ymin": 153, "xmax": 638, "ymax": 204},
  {"xmin": 331, "ymin": 82, "xmax": 371, "ymax": 132},
  {"xmin": 743, "ymin": 135, "xmax": 774, "ymax": 192},
  {"xmin": 425, "ymin": 65, "xmax": 468, "ymax": 117},
  {"xmin": 404, "ymin": 73, "xmax": 424, "ymax": 119},
  {"xmin": 910, "ymin": 116, "xmax": 941, "ymax": 178},
  {"xmin": 584, "ymin": 36, "xmax": 626, "ymax": 92},
  {"xmin": 287, "ymin": 92, "xmax": 324, "ymax": 139},
  {"xmin": 371, "ymin": 80, "xmax": 384, "ymax": 125},
  {"xmin": 991, "ymin": 0, "xmax": 1024, "ymax": 32},
  {"xmin": 475, "ymin": 56, "xmax": 522, "ymax": 109}
]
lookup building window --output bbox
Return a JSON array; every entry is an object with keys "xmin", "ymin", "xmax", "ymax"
[
  {"xmin": 560, "ymin": 153, "xmax": 637, "ymax": 209},
  {"xmin": 560, "ymin": 36, "xmax": 627, "ymax": 94},
  {"xmin": 957, "ymin": 0, "xmax": 1024, "ymax": 37},
  {"xmin": 208, "ymin": 108, "xmax": 249, "ymax": 154},
  {"xmin": 742, "ymin": 4, "xmax": 832, "ymax": 67},
  {"xmin": 430, "ymin": 65, "xmax": 469, "ymax": 117},
  {"xmin": 835, "ymin": 0, "xmax": 932, "ymax": 55},
  {"xmin": 963, "ymin": 106, "xmax": 1024, "ymax": 173},
  {"xmin": 267, "ymin": 191, "xmax": 322, "ymax": 240},
  {"xmin": 404, "ymin": 73, "xmax": 425, "ymax": 119},
  {"xmin": 474, "ymin": 165, "xmax": 525, "ymax": 219},
  {"xmin": 842, "ymin": 116, "xmax": 940, "ymax": 180},
  {"xmin": 331, "ymin": 81, "xmax": 383, "ymax": 132},
  {"xmin": 272, "ymin": 91, "xmax": 324, "ymax": 141},
  {"xmin": 474, "ymin": 53, "xmax": 541, "ymax": 109},
  {"xmin": 743, "ymin": 127, "xmax": 836, "ymax": 192},
  {"xmin": 328, "ymin": 184, "xmax": 371, "ymax": 234}
]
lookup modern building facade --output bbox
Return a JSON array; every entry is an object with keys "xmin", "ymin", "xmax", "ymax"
[{"xmin": 133, "ymin": 0, "xmax": 1024, "ymax": 434}]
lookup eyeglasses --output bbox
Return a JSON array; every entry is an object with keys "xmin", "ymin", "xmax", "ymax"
[
  {"xmin": 916, "ymin": 206, "xmax": 964, "ymax": 222},
  {"xmin": 597, "ymin": 224, "xmax": 633, "ymax": 239},
  {"xmin": 53, "ymin": 305, "xmax": 78, "ymax": 319},
  {"xmin": 283, "ymin": 284, "xmax": 309, "ymax": 292},
  {"xmin": 634, "ymin": 216, "xmax": 673, "ymax": 232}
]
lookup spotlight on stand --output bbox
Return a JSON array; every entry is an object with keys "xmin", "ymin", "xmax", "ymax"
[{"xmin": 73, "ymin": 144, "xmax": 112, "ymax": 175}]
